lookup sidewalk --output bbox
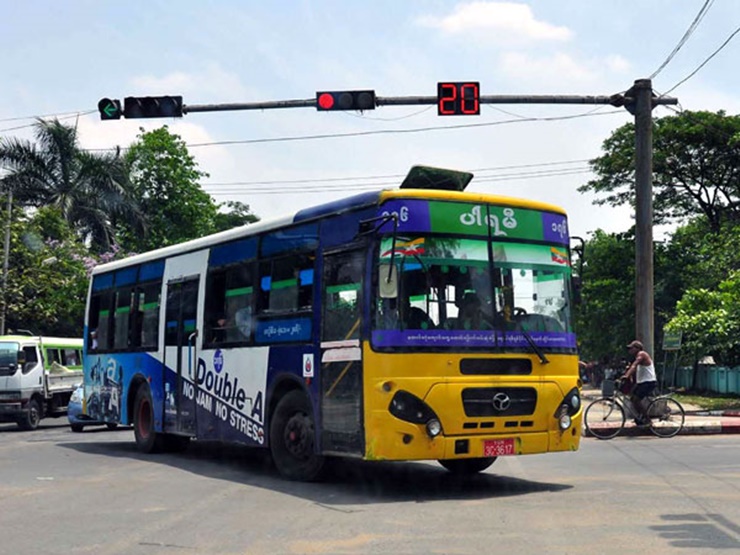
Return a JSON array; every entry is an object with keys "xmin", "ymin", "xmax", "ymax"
[{"xmin": 581, "ymin": 385, "xmax": 740, "ymax": 437}]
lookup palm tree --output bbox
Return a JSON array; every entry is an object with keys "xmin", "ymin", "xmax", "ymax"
[{"xmin": 0, "ymin": 118, "xmax": 141, "ymax": 251}]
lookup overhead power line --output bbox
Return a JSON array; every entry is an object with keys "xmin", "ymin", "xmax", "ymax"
[
  {"xmin": 664, "ymin": 23, "xmax": 740, "ymax": 95},
  {"xmin": 649, "ymin": 0, "xmax": 715, "ymax": 80},
  {"xmin": 203, "ymin": 165, "xmax": 592, "ymax": 196},
  {"xmin": 202, "ymin": 159, "xmax": 591, "ymax": 188}
]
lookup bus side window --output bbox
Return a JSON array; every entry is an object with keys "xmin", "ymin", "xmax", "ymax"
[
  {"xmin": 136, "ymin": 282, "xmax": 161, "ymax": 350},
  {"xmin": 114, "ymin": 287, "xmax": 134, "ymax": 350},
  {"xmin": 204, "ymin": 270, "xmax": 227, "ymax": 346}
]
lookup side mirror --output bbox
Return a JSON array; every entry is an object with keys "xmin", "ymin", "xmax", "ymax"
[
  {"xmin": 379, "ymin": 264, "xmax": 398, "ymax": 299},
  {"xmin": 572, "ymin": 276, "xmax": 583, "ymax": 305}
]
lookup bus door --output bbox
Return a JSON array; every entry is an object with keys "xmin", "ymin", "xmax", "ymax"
[
  {"xmin": 164, "ymin": 277, "xmax": 199, "ymax": 436},
  {"xmin": 320, "ymin": 248, "xmax": 365, "ymax": 454}
]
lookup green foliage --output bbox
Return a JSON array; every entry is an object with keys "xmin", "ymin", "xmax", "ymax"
[
  {"xmin": 666, "ymin": 270, "xmax": 740, "ymax": 366},
  {"xmin": 580, "ymin": 110, "xmax": 740, "ymax": 231},
  {"xmin": 119, "ymin": 126, "xmax": 218, "ymax": 252},
  {"xmin": 2, "ymin": 206, "xmax": 89, "ymax": 336},
  {"xmin": 214, "ymin": 200, "xmax": 260, "ymax": 231},
  {"xmin": 675, "ymin": 392, "xmax": 740, "ymax": 411},
  {"xmin": 573, "ymin": 230, "xmax": 635, "ymax": 362},
  {"xmin": 0, "ymin": 119, "xmax": 139, "ymax": 252}
]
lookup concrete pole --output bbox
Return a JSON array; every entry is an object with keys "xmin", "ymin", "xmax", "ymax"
[
  {"xmin": 633, "ymin": 79, "xmax": 654, "ymax": 356},
  {"xmin": 0, "ymin": 189, "xmax": 12, "ymax": 336}
]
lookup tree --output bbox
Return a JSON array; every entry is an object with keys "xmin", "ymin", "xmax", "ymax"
[
  {"xmin": 0, "ymin": 119, "xmax": 140, "ymax": 251},
  {"xmin": 665, "ymin": 271, "xmax": 740, "ymax": 367},
  {"xmin": 573, "ymin": 230, "xmax": 635, "ymax": 363},
  {"xmin": 119, "ymin": 127, "xmax": 259, "ymax": 252},
  {"xmin": 580, "ymin": 110, "xmax": 740, "ymax": 232},
  {"xmin": 214, "ymin": 200, "xmax": 260, "ymax": 232},
  {"xmin": 1, "ymin": 206, "xmax": 90, "ymax": 336}
]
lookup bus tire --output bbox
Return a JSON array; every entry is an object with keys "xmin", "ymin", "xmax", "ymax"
[
  {"xmin": 70, "ymin": 423, "xmax": 85, "ymax": 433},
  {"xmin": 269, "ymin": 390, "xmax": 325, "ymax": 481},
  {"xmin": 105, "ymin": 423, "xmax": 119, "ymax": 430},
  {"xmin": 18, "ymin": 398, "xmax": 42, "ymax": 431},
  {"xmin": 438, "ymin": 457, "xmax": 497, "ymax": 475},
  {"xmin": 133, "ymin": 386, "xmax": 164, "ymax": 453}
]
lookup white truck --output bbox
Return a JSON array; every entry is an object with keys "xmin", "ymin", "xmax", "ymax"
[{"xmin": 0, "ymin": 335, "xmax": 83, "ymax": 430}]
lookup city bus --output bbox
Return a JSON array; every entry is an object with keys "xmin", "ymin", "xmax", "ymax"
[{"xmin": 83, "ymin": 166, "xmax": 582, "ymax": 481}]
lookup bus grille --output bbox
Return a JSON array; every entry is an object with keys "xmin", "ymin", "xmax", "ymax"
[{"xmin": 461, "ymin": 387, "xmax": 537, "ymax": 417}]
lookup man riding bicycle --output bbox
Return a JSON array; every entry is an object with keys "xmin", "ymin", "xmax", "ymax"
[{"xmin": 622, "ymin": 340, "xmax": 658, "ymax": 424}]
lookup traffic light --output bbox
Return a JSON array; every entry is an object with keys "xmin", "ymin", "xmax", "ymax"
[
  {"xmin": 123, "ymin": 96, "xmax": 184, "ymax": 118},
  {"xmin": 98, "ymin": 98, "xmax": 122, "ymax": 120},
  {"xmin": 316, "ymin": 90, "xmax": 376, "ymax": 111}
]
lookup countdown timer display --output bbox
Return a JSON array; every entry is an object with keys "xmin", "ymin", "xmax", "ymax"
[{"xmin": 437, "ymin": 82, "xmax": 480, "ymax": 116}]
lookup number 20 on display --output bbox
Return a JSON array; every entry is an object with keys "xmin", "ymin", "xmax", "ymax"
[{"xmin": 437, "ymin": 82, "xmax": 480, "ymax": 116}]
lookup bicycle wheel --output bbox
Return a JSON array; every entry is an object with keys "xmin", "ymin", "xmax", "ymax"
[
  {"xmin": 584, "ymin": 398, "xmax": 625, "ymax": 440},
  {"xmin": 648, "ymin": 397, "xmax": 685, "ymax": 438}
]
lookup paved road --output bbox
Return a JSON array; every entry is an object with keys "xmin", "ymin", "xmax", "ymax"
[{"xmin": 1, "ymin": 421, "xmax": 739, "ymax": 555}]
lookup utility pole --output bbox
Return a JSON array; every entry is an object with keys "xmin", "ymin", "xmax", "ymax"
[
  {"xmin": 631, "ymin": 79, "xmax": 656, "ymax": 357},
  {"xmin": 1, "ymin": 189, "xmax": 12, "ymax": 336}
]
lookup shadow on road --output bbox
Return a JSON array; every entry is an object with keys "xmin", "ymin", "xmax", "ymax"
[{"xmin": 59, "ymin": 435, "xmax": 572, "ymax": 505}]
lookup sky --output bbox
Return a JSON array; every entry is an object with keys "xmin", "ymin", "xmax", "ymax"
[{"xmin": 2, "ymin": 0, "xmax": 740, "ymax": 241}]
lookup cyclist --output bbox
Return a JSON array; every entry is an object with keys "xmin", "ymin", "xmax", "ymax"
[{"xmin": 623, "ymin": 340, "xmax": 658, "ymax": 424}]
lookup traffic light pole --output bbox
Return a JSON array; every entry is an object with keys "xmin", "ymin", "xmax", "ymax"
[{"xmin": 182, "ymin": 92, "xmax": 660, "ymax": 113}]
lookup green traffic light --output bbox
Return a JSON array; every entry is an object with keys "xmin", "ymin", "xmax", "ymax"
[{"xmin": 98, "ymin": 98, "xmax": 121, "ymax": 120}]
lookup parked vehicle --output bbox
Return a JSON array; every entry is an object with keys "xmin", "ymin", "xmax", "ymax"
[
  {"xmin": 67, "ymin": 384, "xmax": 119, "ymax": 432},
  {"xmin": 0, "ymin": 335, "xmax": 83, "ymax": 430}
]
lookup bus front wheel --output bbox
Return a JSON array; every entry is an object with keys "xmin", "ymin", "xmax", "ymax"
[
  {"xmin": 133, "ymin": 386, "xmax": 163, "ymax": 453},
  {"xmin": 439, "ymin": 457, "xmax": 497, "ymax": 475},
  {"xmin": 270, "ymin": 391, "xmax": 325, "ymax": 481}
]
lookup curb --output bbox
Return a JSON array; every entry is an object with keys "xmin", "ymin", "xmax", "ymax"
[{"xmin": 583, "ymin": 417, "xmax": 740, "ymax": 438}]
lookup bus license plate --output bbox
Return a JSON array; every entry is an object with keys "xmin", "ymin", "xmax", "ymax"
[{"xmin": 483, "ymin": 438, "xmax": 516, "ymax": 457}]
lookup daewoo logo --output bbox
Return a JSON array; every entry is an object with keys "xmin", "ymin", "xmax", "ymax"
[
  {"xmin": 460, "ymin": 206, "xmax": 517, "ymax": 236},
  {"xmin": 492, "ymin": 392, "xmax": 511, "ymax": 412}
]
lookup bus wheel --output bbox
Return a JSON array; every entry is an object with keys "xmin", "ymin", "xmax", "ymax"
[
  {"xmin": 18, "ymin": 398, "xmax": 42, "ymax": 431},
  {"xmin": 438, "ymin": 457, "xmax": 497, "ymax": 475},
  {"xmin": 270, "ymin": 391, "xmax": 325, "ymax": 481},
  {"xmin": 105, "ymin": 423, "xmax": 118, "ymax": 430},
  {"xmin": 70, "ymin": 424, "xmax": 85, "ymax": 433},
  {"xmin": 133, "ymin": 386, "xmax": 163, "ymax": 453}
]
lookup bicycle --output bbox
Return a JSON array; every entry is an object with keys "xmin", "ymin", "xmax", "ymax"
[{"xmin": 583, "ymin": 377, "xmax": 685, "ymax": 440}]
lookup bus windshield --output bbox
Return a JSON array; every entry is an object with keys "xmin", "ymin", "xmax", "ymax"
[{"xmin": 372, "ymin": 235, "xmax": 575, "ymax": 351}]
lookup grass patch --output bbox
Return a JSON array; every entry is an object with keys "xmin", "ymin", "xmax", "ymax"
[{"xmin": 674, "ymin": 391, "xmax": 740, "ymax": 411}]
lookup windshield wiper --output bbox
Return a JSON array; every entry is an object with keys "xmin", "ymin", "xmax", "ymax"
[
  {"xmin": 497, "ymin": 324, "xmax": 549, "ymax": 365},
  {"xmin": 520, "ymin": 328, "xmax": 549, "ymax": 365}
]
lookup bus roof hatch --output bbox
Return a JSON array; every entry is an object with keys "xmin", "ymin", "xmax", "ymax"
[{"xmin": 399, "ymin": 166, "xmax": 474, "ymax": 192}]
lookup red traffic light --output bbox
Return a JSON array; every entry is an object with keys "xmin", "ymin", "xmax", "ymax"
[
  {"xmin": 316, "ymin": 90, "xmax": 375, "ymax": 111},
  {"xmin": 318, "ymin": 93, "xmax": 336, "ymax": 110}
]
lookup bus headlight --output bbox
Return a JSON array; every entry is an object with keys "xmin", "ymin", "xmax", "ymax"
[
  {"xmin": 389, "ymin": 390, "xmax": 442, "ymax": 438},
  {"xmin": 426, "ymin": 418, "xmax": 443, "ymax": 438},
  {"xmin": 559, "ymin": 413, "xmax": 572, "ymax": 430},
  {"xmin": 553, "ymin": 387, "xmax": 580, "ymax": 431}
]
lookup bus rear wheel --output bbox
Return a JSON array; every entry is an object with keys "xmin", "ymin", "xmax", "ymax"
[
  {"xmin": 439, "ymin": 457, "xmax": 497, "ymax": 475},
  {"xmin": 270, "ymin": 391, "xmax": 325, "ymax": 481},
  {"xmin": 133, "ymin": 386, "xmax": 164, "ymax": 453}
]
